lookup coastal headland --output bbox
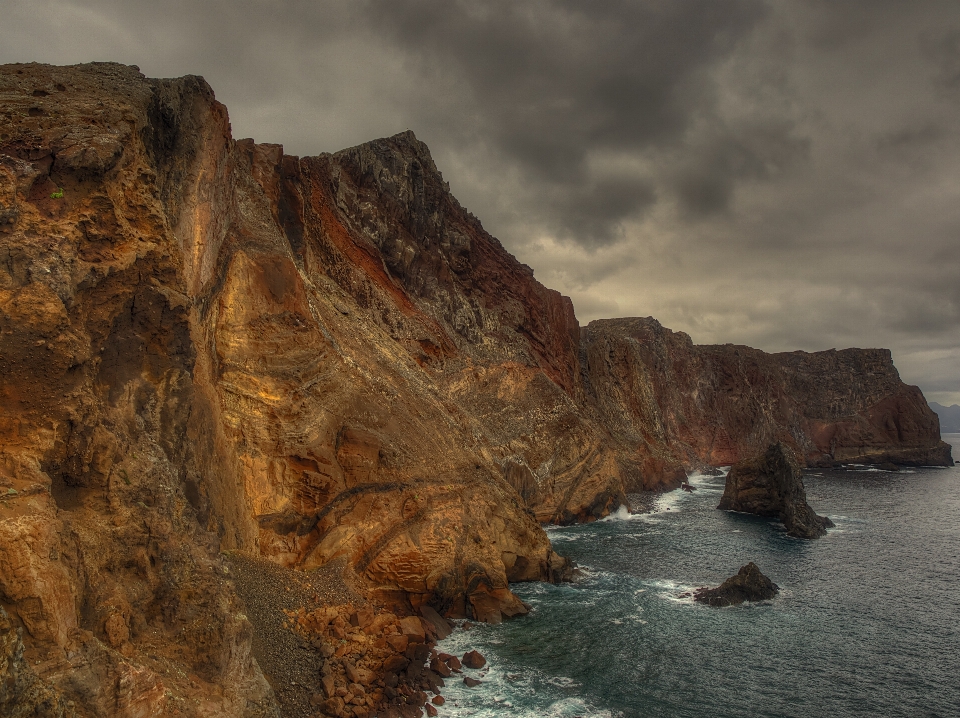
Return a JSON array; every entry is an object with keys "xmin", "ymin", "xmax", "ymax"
[{"xmin": 0, "ymin": 62, "xmax": 950, "ymax": 717}]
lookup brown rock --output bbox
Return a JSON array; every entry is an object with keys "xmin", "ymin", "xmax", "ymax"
[
  {"xmin": 425, "ymin": 703, "xmax": 438, "ymax": 717},
  {"xmin": 462, "ymin": 650, "xmax": 486, "ymax": 669},
  {"xmin": 429, "ymin": 657, "xmax": 452, "ymax": 678},
  {"xmin": 343, "ymin": 660, "xmax": 361, "ymax": 684},
  {"xmin": 386, "ymin": 634, "xmax": 409, "ymax": 653},
  {"xmin": 321, "ymin": 674, "xmax": 336, "ymax": 698},
  {"xmin": 432, "ymin": 695, "xmax": 445, "ymax": 705},
  {"xmin": 399, "ymin": 616, "xmax": 426, "ymax": 643},
  {"xmin": 103, "ymin": 610, "xmax": 129, "ymax": 648},
  {"xmin": 382, "ymin": 655, "xmax": 410, "ymax": 675},
  {"xmin": 694, "ymin": 563, "xmax": 780, "ymax": 607},
  {"xmin": 463, "ymin": 676, "xmax": 482, "ymax": 687},
  {"xmin": 320, "ymin": 696, "xmax": 346, "ymax": 715},
  {"xmin": 719, "ymin": 444, "xmax": 835, "ymax": 539},
  {"xmin": 419, "ymin": 605, "xmax": 452, "ymax": 639}
]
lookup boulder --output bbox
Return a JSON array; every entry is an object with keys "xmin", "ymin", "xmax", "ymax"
[
  {"xmin": 399, "ymin": 616, "xmax": 426, "ymax": 643},
  {"xmin": 462, "ymin": 650, "xmax": 486, "ymax": 669},
  {"xmin": 694, "ymin": 563, "xmax": 779, "ymax": 607},
  {"xmin": 718, "ymin": 443, "xmax": 834, "ymax": 539},
  {"xmin": 419, "ymin": 606, "xmax": 452, "ymax": 639}
]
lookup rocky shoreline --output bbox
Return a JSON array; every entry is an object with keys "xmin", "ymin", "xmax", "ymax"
[{"xmin": 227, "ymin": 551, "xmax": 503, "ymax": 718}]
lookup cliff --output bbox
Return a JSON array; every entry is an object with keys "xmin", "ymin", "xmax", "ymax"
[
  {"xmin": 930, "ymin": 402, "xmax": 960, "ymax": 433},
  {"xmin": 0, "ymin": 62, "xmax": 574, "ymax": 716},
  {"xmin": 0, "ymin": 62, "xmax": 951, "ymax": 716},
  {"xmin": 581, "ymin": 317, "xmax": 952, "ymax": 484}
]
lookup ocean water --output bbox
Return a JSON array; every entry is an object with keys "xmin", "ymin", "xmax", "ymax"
[{"xmin": 436, "ymin": 434, "xmax": 960, "ymax": 717}]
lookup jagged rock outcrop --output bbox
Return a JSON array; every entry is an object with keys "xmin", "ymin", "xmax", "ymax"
[
  {"xmin": 694, "ymin": 563, "xmax": 779, "ymax": 607},
  {"xmin": 719, "ymin": 443, "xmax": 834, "ymax": 539},
  {"xmin": 582, "ymin": 317, "xmax": 952, "ymax": 488},
  {"xmin": 0, "ymin": 61, "xmax": 572, "ymax": 716}
]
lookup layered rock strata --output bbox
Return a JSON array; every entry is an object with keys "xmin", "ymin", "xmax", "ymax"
[
  {"xmin": 0, "ymin": 61, "xmax": 569, "ymax": 716},
  {"xmin": 718, "ymin": 443, "xmax": 834, "ymax": 539},
  {"xmin": 582, "ymin": 317, "xmax": 953, "ymax": 487}
]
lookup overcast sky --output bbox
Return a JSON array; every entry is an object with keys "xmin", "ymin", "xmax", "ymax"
[{"xmin": 3, "ymin": 0, "xmax": 959, "ymax": 405}]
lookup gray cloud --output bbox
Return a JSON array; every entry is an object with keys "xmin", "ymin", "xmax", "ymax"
[{"xmin": 1, "ymin": 0, "xmax": 959, "ymax": 402}]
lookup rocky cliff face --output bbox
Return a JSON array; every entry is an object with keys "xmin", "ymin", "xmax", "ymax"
[
  {"xmin": 0, "ymin": 62, "xmax": 951, "ymax": 716},
  {"xmin": 581, "ymin": 317, "xmax": 952, "ymax": 487},
  {"xmin": 0, "ymin": 62, "xmax": 573, "ymax": 716}
]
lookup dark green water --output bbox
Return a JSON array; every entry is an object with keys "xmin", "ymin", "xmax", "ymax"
[{"xmin": 437, "ymin": 435, "xmax": 960, "ymax": 717}]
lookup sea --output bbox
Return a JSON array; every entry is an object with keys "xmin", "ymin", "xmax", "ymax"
[{"xmin": 436, "ymin": 434, "xmax": 960, "ymax": 717}]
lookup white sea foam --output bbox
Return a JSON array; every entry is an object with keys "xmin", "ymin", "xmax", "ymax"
[
  {"xmin": 600, "ymin": 504, "xmax": 647, "ymax": 522},
  {"xmin": 644, "ymin": 578, "xmax": 699, "ymax": 604},
  {"xmin": 432, "ymin": 649, "xmax": 612, "ymax": 718}
]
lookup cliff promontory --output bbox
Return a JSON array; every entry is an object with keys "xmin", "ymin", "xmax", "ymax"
[
  {"xmin": 582, "ymin": 317, "xmax": 952, "ymax": 484},
  {"xmin": 0, "ymin": 62, "xmax": 951, "ymax": 716}
]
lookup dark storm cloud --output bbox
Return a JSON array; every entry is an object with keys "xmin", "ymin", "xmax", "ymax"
[
  {"xmin": 2, "ymin": 0, "xmax": 960, "ymax": 402},
  {"xmin": 360, "ymin": 0, "xmax": 769, "ymax": 242},
  {"xmin": 674, "ymin": 118, "xmax": 811, "ymax": 218}
]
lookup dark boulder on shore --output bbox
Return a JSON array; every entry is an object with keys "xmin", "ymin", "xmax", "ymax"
[
  {"xmin": 719, "ymin": 443, "xmax": 835, "ymax": 539},
  {"xmin": 694, "ymin": 563, "xmax": 780, "ymax": 607},
  {"xmin": 462, "ymin": 650, "xmax": 487, "ymax": 669}
]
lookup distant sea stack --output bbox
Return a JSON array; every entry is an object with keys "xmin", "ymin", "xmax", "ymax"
[
  {"xmin": 719, "ymin": 443, "xmax": 835, "ymax": 539},
  {"xmin": 694, "ymin": 563, "xmax": 780, "ymax": 607}
]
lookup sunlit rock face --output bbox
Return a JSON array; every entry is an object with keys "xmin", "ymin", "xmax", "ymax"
[
  {"xmin": 0, "ymin": 61, "xmax": 578, "ymax": 716},
  {"xmin": 0, "ymin": 61, "xmax": 949, "ymax": 717}
]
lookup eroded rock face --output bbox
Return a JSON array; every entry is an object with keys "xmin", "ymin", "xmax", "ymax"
[
  {"xmin": 0, "ymin": 607, "xmax": 72, "ymax": 718},
  {"xmin": 719, "ymin": 443, "xmax": 834, "ymax": 539},
  {"xmin": 694, "ymin": 563, "xmax": 779, "ymax": 607},
  {"xmin": 581, "ymin": 317, "xmax": 952, "ymax": 488},
  {"xmin": 0, "ymin": 61, "xmax": 576, "ymax": 716}
]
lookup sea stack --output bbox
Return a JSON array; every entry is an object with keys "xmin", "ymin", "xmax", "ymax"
[
  {"xmin": 694, "ymin": 563, "xmax": 780, "ymax": 607},
  {"xmin": 719, "ymin": 443, "xmax": 834, "ymax": 539}
]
